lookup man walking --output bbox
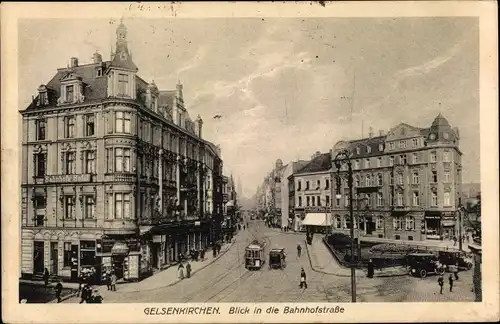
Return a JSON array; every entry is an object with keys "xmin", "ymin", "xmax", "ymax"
[
  {"xmin": 299, "ymin": 268, "xmax": 307, "ymax": 289},
  {"xmin": 297, "ymin": 244, "xmax": 302, "ymax": 258},
  {"xmin": 54, "ymin": 280, "xmax": 63, "ymax": 303},
  {"xmin": 110, "ymin": 272, "xmax": 117, "ymax": 291},
  {"xmin": 448, "ymin": 274, "xmax": 454, "ymax": 292},
  {"xmin": 438, "ymin": 274, "xmax": 444, "ymax": 294}
]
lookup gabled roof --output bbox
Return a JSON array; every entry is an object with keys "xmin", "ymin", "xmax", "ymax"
[{"xmin": 295, "ymin": 152, "xmax": 331, "ymax": 175}]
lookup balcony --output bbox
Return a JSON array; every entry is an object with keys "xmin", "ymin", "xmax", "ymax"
[{"xmin": 104, "ymin": 173, "xmax": 136, "ymax": 183}]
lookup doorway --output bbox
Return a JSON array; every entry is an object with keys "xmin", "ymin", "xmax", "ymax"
[
  {"xmin": 50, "ymin": 242, "xmax": 58, "ymax": 275},
  {"xmin": 33, "ymin": 241, "xmax": 45, "ymax": 274},
  {"xmin": 112, "ymin": 255, "xmax": 125, "ymax": 279},
  {"xmin": 365, "ymin": 217, "xmax": 376, "ymax": 235}
]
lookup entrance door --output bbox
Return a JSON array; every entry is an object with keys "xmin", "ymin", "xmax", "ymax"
[
  {"xmin": 50, "ymin": 242, "xmax": 58, "ymax": 275},
  {"xmin": 366, "ymin": 217, "xmax": 375, "ymax": 235},
  {"xmin": 112, "ymin": 255, "xmax": 125, "ymax": 279},
  {"xmin": 151, "ymin": 244, "xmax": 159, "ymax": 269},
  {"xmin": 70, "ymin": 244, "xmax": 79, "ymax": 281},
  {"xmin": 33, "ymin": 241, "xmax": 45, "ymax": 274}
]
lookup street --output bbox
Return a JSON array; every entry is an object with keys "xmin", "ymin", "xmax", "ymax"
[{"xmin": 62, "ymin": 219, "xmax": 474, "ymax": 303}]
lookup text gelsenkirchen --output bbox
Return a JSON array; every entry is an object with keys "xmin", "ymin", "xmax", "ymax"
[{"xmin": 144, "ymin": 307, "xmax": 220, "ymax": 315}]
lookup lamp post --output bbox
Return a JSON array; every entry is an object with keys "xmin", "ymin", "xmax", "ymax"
[{"xmin": 333, "ymin": 149, "xmax": 356, "ymax": 303}]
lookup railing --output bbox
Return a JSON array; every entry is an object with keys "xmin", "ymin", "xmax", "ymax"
[{"xmin": 104, "ymin": 173, "xmax": 136, "ymax": 182}]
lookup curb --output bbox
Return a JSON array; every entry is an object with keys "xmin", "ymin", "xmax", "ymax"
[
  {"xmin": 269, "ymin": 228, "xmax": 305, "ymax": 236},
  {"xmin": 47, "ymin": 289, "xmax": 79, "ymax": 304},
  {"xmin": 111, "ymin": 239, "xmax": 237, "ymax": 293}
]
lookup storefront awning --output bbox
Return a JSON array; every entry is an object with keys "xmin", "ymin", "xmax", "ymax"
[
  {"xmin": 140, "ymin": 226, "xmax": 153, "ymax": 235},
  {"xmin": 111, "ymin": 242, "xmax": 130, "ymax": 255},
  {"xmin": 302, "ymin": 213, "xmax": 332, "ymax": 227}
]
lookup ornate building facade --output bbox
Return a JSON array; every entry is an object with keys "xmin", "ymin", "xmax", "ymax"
[
  {"xmin": 19, "ymin": 20, "xmax": 223, "ymax": 282},
  {"xmin": 331, "ymin": 114, "xmax": 462, "ymax": 242}
]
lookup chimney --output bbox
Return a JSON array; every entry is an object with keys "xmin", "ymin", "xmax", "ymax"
[
  {"xmin": 93, "ymin": 52, "xmax": 102, "ymax": 64},
  {"xmin": 70, "ymin": 57, "xmax": 79, "ymax": 67},
  {"xmin": 379, "ymin": 130, "xmax": 385, "ymax": 136},
  {"xmin": 368, "ymin": 126, "xmax": 374, "ymax": 138},
  {"xmin": 196, "ymin": 114, "xmax": 203, "ymax": 138}
]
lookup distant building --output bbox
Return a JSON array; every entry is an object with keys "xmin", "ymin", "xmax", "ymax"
[
  {"xmin": 280, "ymin": 160, "xmax": 309, "ymax": 230},
  {"xmin": 291, "ymin": 152, "xmax": 333, "ymax": 233},
  {"xmin": 331, "ymin": 114, "xmax": 462, "ymax": 242}
]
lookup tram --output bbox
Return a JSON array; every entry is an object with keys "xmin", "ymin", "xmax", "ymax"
[{"xmin": 245, "ymin": 240, "xmax": 266, "ymax": 270}]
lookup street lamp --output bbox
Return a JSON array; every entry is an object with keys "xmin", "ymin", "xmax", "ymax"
[{"xmin": 333, "ymin": 148, "xmax": 357, "ymax": 303}]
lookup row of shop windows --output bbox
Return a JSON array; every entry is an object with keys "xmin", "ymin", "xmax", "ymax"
[{"xmin": 332, "ymin": 215, "xmax": 416, "ymax": 231}]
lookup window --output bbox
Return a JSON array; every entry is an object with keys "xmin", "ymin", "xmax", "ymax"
[
  {"xmin": 114, "ymin": 193, "xmax": 132, "ymax": 219},
  {"xmin": 63, "ymin": 242, "xmax": 72, "ymax": 267},
  {"xmin": 297, "ymin": 181, "xmax": 302, "ymax": 191},
  {"xmin": 66, "ymin": 85, "xmax": 74, "ymax": 102},
  {"xmin": 365, "ymin": 174, "xmax": 371, "ymax": 187},
  {"xmin": 65, "ymin": 152, "xmax": 75, "ymax": 175},
  {"xmin": 298, "ymin": 196, "xmax": 302, "ymax": 207},
  {"xmin": 389, "ymin": 192, "xmax": 393, "ymax": 206},
  {"xmin": 396, "ymin": 192, "xmax": 403, "ymax": 206},
  {"xmin": 378, "ymin": 144, "xmax": 384, "ymax": 151},
  {"xmin": 377, "ymin": 157, "xmax": 382, "ymax": 167},
  {"xmin": 432, "ymin": 171, "xmax": 438, "ymax": 183},
  {"xmin": 336, "ymin": 197, "xmax": 340, "ymax": 206},
  {"xmin": 34, "ymin": 153, "xmax": 46, "ymax": 177},
  {"xmin": 325, "ymin": 195, "xmax": 330, "ymax": 206},
  {"xmin": 36, "ymin": 120, "xmax": 46, "ymax": 140},
  {"xmin": 118, "ymin": 73, "xmax": 129, "ymax": 96},
  {"xmin": 413, "ymin": 153, "xmax": 419, "ymax": 164},
  {"xmin": 355, "ymin": 176, "xmax": 360, "ymax": 187},
  {"xmin": 430, "ymin": 151, "xmax": 437, "ymax": 163},
  {"xmin": 377, "ymin": 193, "xmax": 383, "ymax": 206},
  {"xmin": 444, "ymin": 191, "xmax": 451, "ymax": 206},
  {"xmin": 399, "ymin": 154, "xmax": 407, "ymax": 165},
  {"xmin": 84, "ymin": 196, "xmax": 95, "ymax": 219},
  {"xmin": 306, "ymin": 196, "xmax": 310, "ymax": 207},
  {"xmin": 311, "ymin": 196, "xmax": 316, "ymax": 206},
  {"xmin": 34, "ymin": 196, "xmax": 46, "ymax": 226},
  {"xmin": 365, "ymin": 159, "xmax": 371, "ymax": 168},
  {"xmin": 444, "ymin": 171, "xmax": 450, "ymax": 182},
  {"xmin": 412, "ymin": 192, "xmax": 420, "ymax": 206},
  {"xmin": 115, "ymin": 148, "xmax": 131, "ymax": 172},
  {"xmin": 393, "ymin": 217, "xmax": 402, "ymax": 230},
  {"xmin": 335, "ymin": 215, "xmax": 342, "ymax": 229},
  {"xmin": 85, "ymin": 151, "xmax": 96, "ymax": 174},
  {"xmin": 443, "ymin": 151, "xmax": 450, "ymax": 162},
  {"xmin": 431, "ymin": 191, "xmax": 438, "ymax": 206},
  {"xmin": 316, "ymin": 180, "xmax": 321, "ymax": 190},
  {"xmin": 389, "ymin": 156, "xmax": 394, "ymax": 166},
  {"xmin": 405, "ymin": 216, "xmax": 415, "ymax": 230},
  {"xmin": 305, "ymin": 181, "xmax": 310, "ymax": 190},
  {"xmin": 354, "ymin": 160, "xmax": 360, "ymax": 169},
  {"xmin": 325, "ymin": 179, "xmax": 330, "ymax": 189},
  {"xmin": 377, "ymin": 174, "xmax": 383, "ymax": 186},
  {"xmin": 65, "ymin": 116, "xmax": 75, "ymax": 138},
  {"xmin": 389, "ymin": 172, "xmax": 394, "ymax": 185},
  {"xmin": 376, "ymin": 216, "xmax": 383, "ymax": 229},
  {"xmin": 389, "ymin": 142, "xmax": 395, "ymax": 150},
  {"xmin": 115, "ymin": 112, "xmax": 131, "ymax": 133},
  {"xmin": 412, "ymin": 171, "xmax": 419, "ymax": 184},
  {"xmin": 367, "ymin": 146, "xmax": 371, "ymax": 153},
  {"xmin": 412, "ymin": 138, "xmax": 419, "ymax": 147},
  {"xmin": 399, "ymin": 140, "xmax": 407, "ymax": 148},
  {"xmin": 85, "ymin": 114, "xmax": 95, "ymax": 136},
  {"xmin": 64, "ymin": 196, "xmax": 74, "ymax": 219},
  {"xmin": 397, "ymin": 173, "xmax": 403, "ymax": 185},
  {"xmin": 96, "ymin": 68, "xmax": 103, "ymax": 77},
  {"xmin": 356, "ymin": 147, "xmax": 360, "ymax": 154},
  {"xmin": 344, "ymin": 215, "xmax": 351, "ymax": 229},
  {"xmin": 106, "ymin": 194, "xmax": 113, "ymax": 219},
  {"xmin": 344, "ymin": 195, "xmax": 349, "ymax": 207}
]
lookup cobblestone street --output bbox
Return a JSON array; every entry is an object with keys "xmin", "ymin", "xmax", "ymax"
[{"xmin": 61, "ymin": 220, "xmax": 475, "ymax": 303}]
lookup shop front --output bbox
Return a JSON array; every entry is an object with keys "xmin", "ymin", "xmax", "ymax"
[
  {"xmin": 100, "ymin": 236, "xmax": 140, "ymax": 283},
  {"xmin": 301, "ymin": 208, "xmax": 333, "ymax": 234},
  {"xmin": 424, "ymin": 211, "xmax": 442, "ymax": 240},
  {"xmin": 441, "ymin": 211, "xmax": 457, "ymax": 239}
]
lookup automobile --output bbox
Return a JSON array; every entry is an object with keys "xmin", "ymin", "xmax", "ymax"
[
  {"xmin": 269, "ymin": 248, "xmax": 287, "ymax": 270},
  {"xmin": 406, "ymin": 252, "xmax": 445, "ymax": 278},
  {"xmin": 438, "ymin": 251, "xmax": 474, "ymax": 270}
]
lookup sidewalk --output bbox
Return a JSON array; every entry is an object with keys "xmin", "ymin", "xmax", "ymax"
[
  {"xmin": 306, "ymin": 236, "xmax": 407, "ymax": 278},
  {"xmin": 360, "ymin": 236, "xmax": 464, "ymax": 252},
  {"xmin": 19, "ymin": 280, "xmax": 79, "ymax": 303},
  {"xmin": 269, "ymin": 227, "xmax": 305, "ymax": 235}
]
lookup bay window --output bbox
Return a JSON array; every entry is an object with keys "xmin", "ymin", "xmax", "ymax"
[
  {"xmin": 115, "ymin": 111, "xmax": 131, "ymax": 133},
  {"xmin": 115, "ymin": 148, "xmax": 131, "ymax": 172}
]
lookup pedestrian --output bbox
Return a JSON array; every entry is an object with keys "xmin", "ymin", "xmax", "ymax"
[
  {"xmin": 79, "ymin": 283, "xmax": 90, "ymax": 303},
  {"xmin": 217, "ymin": 244, "xmax": 221, "ymax": 255},
  {"xmin": 449, "ymin": 274, "xmax": 454, "ymax": 292},
  {"xmin": 91, "ymin": 290, "xmax": 103, "ymax": 303},
  {"xmin": 43, "ymin": 268, "xmax": 50, "ymax": 286},
  {"xmin": 200, "ymin": 249, "xmax": 205, "ymax": 261},
  {"xmin": 454, "ymin": 262, "xmax": 459, "ymax": 280},
  {"xmin": 243, "ymin": 225, "xmax": 246, "ymax": 230},
  {"xmin": 212, "ymin": 245, "xmax": 216, "ymax": 258},
  {"xmin": 105, "ymin": 270, "xmax": 111, "ymax": 291},
  {"xmin": 246, "ymin": 222, "xmax": 249, "ymax": 228},
  {"xmin": 186, "ymin": 262, "xmax": 192, "ymax": 278},
  {"xmin": 54, "ymin": 280, "xmax": 63, "ymax": 303},
  {"xmin": 438, "ymin": 274, "xmax": 444, "ymax": 294},
  {"xmin": 367, "ymin": 259, "xmax": 375, "ymax": 278},
  {"xmin": 453, "ymin": 236, "xmax": 457, "ymax": 247},
  {"xmin": 76, "ymin": 273, "xmax": 84, "ymax": 296},
  {"xmin": 178, "ymin": 263, "xmax": 185, "ymax": 279},
  {"xmin": 299, "ymin": 268, "xmax": 307, "ymax": 289},
  {"xmin": 297, "ymin": 244, "xmax": 302, "ymax": 258},
  {"xmin": 110, "ymin": 272, "xmax": 117, "ymax": 291}
]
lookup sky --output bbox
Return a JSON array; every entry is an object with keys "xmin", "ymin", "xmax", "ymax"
[{"xmin": 18, "ymin": 17, "xmax": 480, "ymax": 198}]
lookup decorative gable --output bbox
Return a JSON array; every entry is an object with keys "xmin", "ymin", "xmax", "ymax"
[
  {"xmin": 57, "ymin": 70, "xmax": 85, "ymax": 105},
  {"xmin": 385, "ymin": 123, "xmax": 422, "ymax": 141}
]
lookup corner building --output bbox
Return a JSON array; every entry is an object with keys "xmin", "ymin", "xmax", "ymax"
[
  {"xmin": 19, "ymin": 21, "xmax": 223, "ymax": 282},
  {"xmin": 331, "ymin": 114, "xmax": 462, "ymax": 242}
]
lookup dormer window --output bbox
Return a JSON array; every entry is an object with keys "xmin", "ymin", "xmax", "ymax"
[
  {"xmin": 356, "ymin": 147, "xmax": 360, "ymax": 154},
  {"xmin": 96, "ymin": 68, "xmax": 103, "ymax": 77},
  {"xmin": 378, "ymin": 144, "xmax": 384, "ymax": 151},
  {"xmin": 118, "ymin": 73, "xmax": 129, "ymax": 96},
  {"xmin": 66, "ymin": 85, "xmax": 74, "ymax": 103},
  {"xmin": 367, "ymin": 146, "xmax": 371, "ymax": 153},
  {"xmin": 38, "ymin": 92, "xmax": 48, "ymax": 106}
]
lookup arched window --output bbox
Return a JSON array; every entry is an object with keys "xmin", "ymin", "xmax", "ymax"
[
  {"xmin": 377, "ymin": 173, "xmax": 383, "ymax": 186},
  {"xmin": 366, "ymin": 174, "xmax": 371, "ymax": 186},
  {"xmin": 335, "ymin": 215, "xmax": 341, "ymax": 229},
  {"xmin": 355, "ymin": 176, "xmax": 360, "ymax": 187}
]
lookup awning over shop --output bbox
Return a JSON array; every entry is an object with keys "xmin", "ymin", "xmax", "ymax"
[
  {"xmin": 302, "ymin": 213, "xmax": 332, "ymax": 227},
  {"xmin": 111, "ymin": 242, "xmax": 130, "ymax": 255},
  {"xmin": 140, "ymin": 226, "xmax": 153, "ymax": 235}
]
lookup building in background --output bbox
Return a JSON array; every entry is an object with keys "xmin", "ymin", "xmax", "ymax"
[
  {"xmin": 221, "ymin": 174, "xmax": 238, "ymax": 238},
  {"xmin": 19, "ymin": 20, "xmax": 224, "ymax": 283},
  {"xmin": 331, "ymin": 114, "xmax": 462, "ymax": 242},
  {"xmin": 291, "ymin": 152, "xmax": 333, "ymax": 233},
  {"xmin": 281, "ymin": 160, "xmax": 309, "ymax": 231},
  {"xmin": 254, "ymin": 159, "xmax": 287, "ymax": 227}
]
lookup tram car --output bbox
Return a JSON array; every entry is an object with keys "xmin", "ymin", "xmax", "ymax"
[{"xmin": 245, "ymin": 240, "xmax": 266, "ymax": 270}]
